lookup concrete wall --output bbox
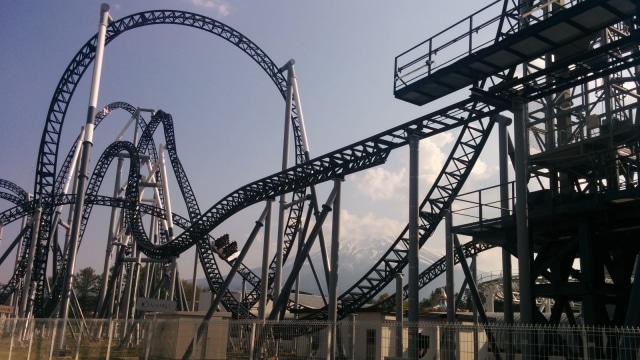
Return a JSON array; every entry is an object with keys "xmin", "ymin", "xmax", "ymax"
[{"xmin": 147, "ymin": 311, "xmax": 231, "ymax": 360}]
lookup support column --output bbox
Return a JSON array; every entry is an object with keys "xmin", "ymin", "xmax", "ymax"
[
  {"xmin": 498, "ymin": 115, "xmax": 515, "ymax": 326},
  {"xmin": 20, "ymin": 205, "xmax": 42, "ymax": 318},
  {"xmin": 472, "ymin": 253, "xmax": 478, "ymax": 360},
  {"xmin": 10, "ymin": 208, "xmax": 30, "ymax": 311},
  {"xmin": 181, "ymin": 204, "xmax": 270, "ymax": 360},
  {"xmin": 274, "ymin": 60, "xmax": 295, "ymax": 303},
  {"xmin": 191, "ymin": 249, "xmax": 199, "ymax": 311},
  {"xmin": 258, "ymin": 199, "xmax": 274, "ymax": 320},
  {"xmin": 58, "ymin": 5, "xmax": 110, "ymax": 353},
  {"xmin": 513, "ymin": 98, "xmax": 532, "ymax": 325},
  {"xmin": 408, "ymin": 133, "xmax": 420, "ymax": 360},
  {"xmin": 578, "ymin": 221, "xmax": 597, "ymax": 324},
  {"xmin": 97, "ymin": 155, "xmax": 123, "ymax": 316},
  {"xmin": 269, "ymin": 187, "xmax": 338, "ymax": 320},
  {"xmin": 328, "ymin": 178, "xmax": 342, "ymax": 360},
  {"xmin": 445, "ymin": 209, "xmax": 455, "ymax": 322},
  {"xmin": 168, "ymin": 257, "xmax": 178, "ymax": 302}
]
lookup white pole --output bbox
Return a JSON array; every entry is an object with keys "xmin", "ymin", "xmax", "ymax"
[
  {"xmin": 57, "ymin": 4, "xmax": 110, "ymax": 353},
  {"xmin": 158, "ymin": 145, "xmax": 174, "ymax": 240},
  {"xmin": 258, "ymin": 200, "xmax": 274, "ymax": 320}
]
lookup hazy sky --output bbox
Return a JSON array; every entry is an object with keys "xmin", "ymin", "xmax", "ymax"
[{"xmin": 0, "ymin": 0, "xmax": 514, "ymax": 297}]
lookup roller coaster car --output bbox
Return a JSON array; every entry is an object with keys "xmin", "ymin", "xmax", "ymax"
[
  {"xmin": 212, "ymin": 234, "xmax": 230, "ymax": 254},
  {"xmin": 220, "ymin": 241, "xmax": 239, "ymax": 261}
]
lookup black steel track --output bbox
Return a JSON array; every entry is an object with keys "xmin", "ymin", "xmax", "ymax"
[
  {"xmin": 373, "ymin": 242, "xmax": 496, "ymax": 313},
  {"xmin": 301, "ymin": 111, "xmax": 496, "ymax": 320},
  {"xmin": 134, "ymin": 110, "xmax": 259, "ymax": 317},
  {"xmin": 44, "ymin": 102, "xmax": 157, "ymax": 316},
  {"xmin": 25, "ymin": 10, "xmax": 308, "ymax": 318},
  {"xmin": 127, "ymin": 98, "xmax": 499, "ymax": 259},
  {"xmin": 2, "ymin": 95, "xmax": 501, "ymax": 316},
  {"xmin": 0, "ymin": 179, "xmax": 28, "ymax": 202}
]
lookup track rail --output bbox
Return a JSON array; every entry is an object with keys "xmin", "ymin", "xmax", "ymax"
[
  {"xmin": 301, "ymin": 109, "xmax": 496, "ymax": 320},
  {"xmin": 22, "ymin": 10, "xmax": 308, "ymax": 317}
]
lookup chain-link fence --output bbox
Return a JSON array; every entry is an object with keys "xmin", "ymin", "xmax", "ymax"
[{"xmin": 1, "ymin": 316, "xmax": 639, "ymax": 359}]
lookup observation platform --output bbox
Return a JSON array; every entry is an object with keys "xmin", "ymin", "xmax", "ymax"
[
  {"xmin": 394, "ymin": 0, "xmax": 637, "ymax": 106},
  {"xmin": 529, "ymin": 121, "xmax": 639, "ymax": 172},
  {"xmin": 452, "ymin": 186, "xmax": 640, "ymax": 247}
]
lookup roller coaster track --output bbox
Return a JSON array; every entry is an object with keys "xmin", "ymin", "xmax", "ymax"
[
  {"xmin": 2, "ymin": 95, "xmax": 500, "ymax": 317},
  {"xmin": 23, "ymin": 10, "xmax": 308, "ymax": 317},
  {"xmin": 373, "ymin": 241, "xmax": 497, "ymax": 313},
  {"xmin": 134, "ymin": 110, "xmax": 261, "ymax": 317},
  {"xmin": 0, "ymin": 101, "xmax": 166, "ymax": 315},
  {"xmin": 0, "ymin": 103, "xmax": 271, "ymax": 317},
  {"xmin": 2, "ymin": 8, "xmax": 506, "ymax": 319},
  {"xmin": 0, "ymin": 179, "xmax": 28, "ymax": 201},
  {"xmin": 8, "ymin": 1, "xmax": 632, "ymax": 320},
  {"xmin": 300, "ymin": 106, "xmax": 496, "ymax": 320},
  {"xmin": 43, "ymin": 102, "xmax": 158, "ymax": 316}
]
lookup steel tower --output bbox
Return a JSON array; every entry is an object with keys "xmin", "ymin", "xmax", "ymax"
[{"xmin": 394, "ymin": 0, "xmax": 639, "ymax": 327}]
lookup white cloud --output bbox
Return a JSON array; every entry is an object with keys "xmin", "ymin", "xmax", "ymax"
[
  {"xmin": 469, "ymin": 160, "xmax": 497, "ymax": 181},
  {"xmin": 352, "ymin": 167, "xmax": 406, "ymax": 200},
  {"xmin": 190, "ymin": 0, "xmax": 231, "ymax": 17},
  {"xmin": 338, "ymin": 209, "xmax": 405, "ymax": 242},
  {"xmin": 351, "ymin": 133, "xmax": 455, "ymax": 201}
]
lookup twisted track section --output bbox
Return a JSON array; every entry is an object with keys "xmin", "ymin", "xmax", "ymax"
[
  {"xmin": 25, "ymin": 10, "xmax": 308, "ymax": 318},
  {"xmin": 128, "ymin": 99, "xmax": 500, "ymax": 259},
  {"xmin": 0, "ymin": 102, "xmax": 156, "ymax": 315},
  {"xmin": 134, "ymin": 110, "xmax": 259, "ymax": 317}
]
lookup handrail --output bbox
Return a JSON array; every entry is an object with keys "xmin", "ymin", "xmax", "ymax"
[
  {"xmin": 437, "ymin": 181, "xmax": 516, "ymax": 229},
  {"xmin": 393, "ymin": 0, "xmax": 582, "ymax": 92}
]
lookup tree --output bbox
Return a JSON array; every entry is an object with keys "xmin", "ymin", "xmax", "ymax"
[
  {"xmin": 377, "ymin": 292, "xmax": 391, "ymax": 302},
  {"xmin": 74, "ymin": 267, "xmax": 102, "ymax": 314}
]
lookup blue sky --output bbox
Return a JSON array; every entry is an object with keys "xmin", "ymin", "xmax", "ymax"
[{"xmin": 0, "ymin": 0, "xmax": 512, "ymax": 297}]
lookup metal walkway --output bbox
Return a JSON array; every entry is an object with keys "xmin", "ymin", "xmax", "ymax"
[{"xmin": 394, "ymin": 0, "xmax": 637, "ymax": 105}]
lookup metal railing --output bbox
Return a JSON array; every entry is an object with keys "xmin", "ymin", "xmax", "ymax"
[
  {"xmin": 444, "ymin": 181, "xmax": 516, "ymax": 231},
  {"xmin": 1, "ymin": 317, "xmax": 639, "ymax": 359},
  {"xmin": 393, "ymin": 0, "xmax": 582, "ymax": 93}
]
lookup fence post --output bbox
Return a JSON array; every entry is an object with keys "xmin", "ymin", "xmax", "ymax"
[
  {"xmin": 248, "ymin": 322, "xmax": 256, "ymax": 359},
  {"xmin": 26, "ymin": 319, "xmax": 34, "ymax": 360},
  {"xmin": 73, "ymin": 319, "xmax": 83, "ymax": 360},
  {"xmin": 49, "ymin": 319, "xmax": 58, "ymax": 360},
  {"xmin": 105, "ymin": 319, "xmax": 114, "ymax": 360}
]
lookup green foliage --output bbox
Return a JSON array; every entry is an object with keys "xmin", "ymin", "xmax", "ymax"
[{"xmin": 74, "ymin": 267, "xmax": 102, "ymax": 314}]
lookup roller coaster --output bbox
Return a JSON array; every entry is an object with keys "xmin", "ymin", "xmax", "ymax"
[{"xmin": 1, "ymin": 0, "xmax": 639, "ymax": 340}]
